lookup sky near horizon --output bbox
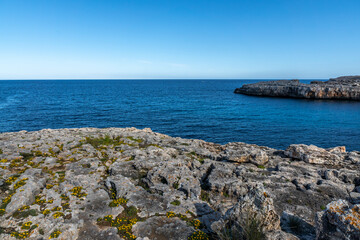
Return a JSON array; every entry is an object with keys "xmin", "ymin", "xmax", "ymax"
[{"xmin": 0, "ymin": 0, "xmax": 359, "ymax": 79}]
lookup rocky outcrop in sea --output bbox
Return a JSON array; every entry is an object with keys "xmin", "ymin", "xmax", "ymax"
[
  {"xmin": 234, "ymin": 76, "xmax": 360, "ymax": 100},
  {"xmin": 0, "ymin": 128, "xmax": 359, "ymax": 240}
]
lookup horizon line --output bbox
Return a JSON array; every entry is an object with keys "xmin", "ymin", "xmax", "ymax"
[{"xmin": 0, "ymin": 78, "xmax": 328, "ymax": 80}]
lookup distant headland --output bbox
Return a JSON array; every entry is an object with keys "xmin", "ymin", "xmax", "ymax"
[{"xmin": 234, "ymin": 76, "xmax": 360, "ymax": 100}]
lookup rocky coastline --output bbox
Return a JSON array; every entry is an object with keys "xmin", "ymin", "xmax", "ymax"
[
  {"xmin": 234, "ymin": 76, "xmax": 360, "ymax": 100},
  {"xmin": 0, "ymin": 127, "xmax": 359, "ymax": 240}
]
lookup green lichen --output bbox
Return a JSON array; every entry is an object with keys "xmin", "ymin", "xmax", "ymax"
[
  {"xmin": 200, "ymin": 190, "xmax": 210, "ymax": 202},
  {"xmin": 170, "ymin": 200, "xmax": 181, "ymax": 206},
  {"xmin": 85, "ymin": 135, "xmax": 124, "ymax": 148}
]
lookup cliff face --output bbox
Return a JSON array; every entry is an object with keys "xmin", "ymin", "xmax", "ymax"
[
  {"xmin": 0, "ymin": 128, "xmax": 359, "ymax": 240},
  {"xmin": 234, "ymin": 76, "xmax": 360, "ymax": 100}
]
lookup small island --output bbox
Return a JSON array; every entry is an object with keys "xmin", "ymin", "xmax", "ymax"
[{"xmin": 234, "ymin": 76, "xmax": 360, "ymax": 100}]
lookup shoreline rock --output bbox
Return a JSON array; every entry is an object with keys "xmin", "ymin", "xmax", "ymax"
[
  {"xmin": 234, "ymin": 76, "xmax": 360, "ymax": 100},
  {"xmin": 0, "ymin": 127, "xmax": 359, "ymax": 239}
]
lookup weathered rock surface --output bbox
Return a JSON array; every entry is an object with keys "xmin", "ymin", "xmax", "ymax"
[
  {"xmin": 132, "ymin": 216, "xmax": 194, "ymax": 240},
  {"xmin": 284, "ymin": 144, "xmax": 343, "ymax": 165},
  {"xmin": 0, "ymin": 127, "xmax": 359, "ymax": 239},
  {"xmin": 211, "ymin": 185, "xmax": 280, "ymax": 238},
  {"xmin": 316, "ymin": 200, "xmax": 360, "ymax": 240},
  {"xmin": 234, "ymin": 76, "xmax": 360, "ymax": 100}
]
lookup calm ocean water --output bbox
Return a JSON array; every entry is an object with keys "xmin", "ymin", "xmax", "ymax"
[{"xmin": 1, "ymin": 80, "xmax": 359, "ymax": 151}]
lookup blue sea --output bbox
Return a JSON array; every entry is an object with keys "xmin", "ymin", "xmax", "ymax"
[{"xmin": 1, "ymin": 80, "xmax": 360, "ymax": 151}]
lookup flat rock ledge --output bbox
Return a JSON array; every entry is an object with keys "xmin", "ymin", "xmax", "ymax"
[
  {"xmin": 234, "ymin": 76, "xmax": 360, "ymax": 100},
  {"xmin": 0, "ymin": 127, "xmax": 359, "ymax": 240}
]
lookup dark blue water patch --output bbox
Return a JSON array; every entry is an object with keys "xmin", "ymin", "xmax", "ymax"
[{"xmin": 0, "ymin": 80, "xmax": 359, "ymax": 151}]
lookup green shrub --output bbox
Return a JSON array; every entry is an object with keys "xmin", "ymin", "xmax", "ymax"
[
  {"xmin": 200, "ymin": 190, "xmax": 210, "ymax": 202},
  {"xmin": 125, "ymin": 206, "xmax": 138, "ymax": 217},
  {"xmin": 242, "ymin": 217, "xmax": 265, "ymax": 240},
  {"xmin": 216, "ymin": 213, "xmax": 265, "ymax": 240}
]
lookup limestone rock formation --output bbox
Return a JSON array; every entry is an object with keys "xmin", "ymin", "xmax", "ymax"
[
  {"xmin": 316, "ymin": 200, "xmax": 360, "ymax": 240},
  {"xmin": 234, "ymin": 76, "xmax": 360, "ymax": 100},
  {"xmin": 284, "ymin": 144, "xmax": 343, "ymax": 165},
  {"xmin": 0, "ymin": 127, "xmax": 359, "ymax": 239}
]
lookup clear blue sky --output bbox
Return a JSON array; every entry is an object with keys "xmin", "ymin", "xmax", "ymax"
[{"xmin": 0, "ymin": 0, "xmax": 359, "ymax": 79}]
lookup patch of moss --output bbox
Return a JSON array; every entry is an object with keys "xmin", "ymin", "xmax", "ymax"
[
  {"xmin": 186, "ymin": 152, "xmax": 205, "ymax": 164},
  {"xmin": 125, "ymin": 206, "xmax": 138, "ymax": 217},
  {"xmin": 19, "ymin": 152, "xmax": 33, "ymax": 161},
  {"xmin": 13, "ymin": 209, "xmax": 38, "ymax": 218},
  {"xmin": 85, "ymin": 135, "xmax": 124, "ymax": 148},
  {"xmin": 173, "ymin": 182, "xmax": 179, "ymax": 189},
  {"xmin": 200, "ymin": 190, "xmax": 210, "ymax": 202},
  {"xmin": 126, "ymin": 136, "xmax": 143, "ymax": 143},
  {"xmin": 170, "ymin": 200, "xmax": 181, "ymax": 206},
  {"xmin": 257, "ymin": 165, "xmax": 266, "ymax": 169}
]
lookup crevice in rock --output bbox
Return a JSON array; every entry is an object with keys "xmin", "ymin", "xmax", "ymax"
[{"xmin": 200, "ymin": 164, "xmax": 215, "ymax": 191}]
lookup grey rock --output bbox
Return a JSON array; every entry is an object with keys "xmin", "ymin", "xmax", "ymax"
[
  {"xmin": 223, "ymin": 142, "xmax": 270, "ymax": 165},
  {"xmin": 280, "ymin": 211, "xmax": 315, "ymax": 240},
  {"xmin": 284, "ymin": 144, "xmax": 342, "ymax": 164},
  {"xmin": 5, "ymin": 178, "xmax": 45, "ymax": 214},
  {"xmin": 350, "ymin": 191, "xmax": 360, "ymax": 204},
  {"xmin": 266, "ymin": 230, "xmax": 300, "ymax": 240},
  {"xmin": 0, "ymin": 127, "xmax": 358, "ymax": 240},
  {"xmin": 78, "ymin": 222, "xmax": 121, "ymax": 240},
  {"xmin": 132, "ymin": 216, "xmax": 194, "ymax": 240},
  {"xmin": 211, "ymin": 185, "xmax": 281, "ymax": 237},
  {"xmin": 234, "ymin": 76, "xmax": 360, "ymax": 100},
  {"xmin": 346, "ymin": 151, "xmax": 360, "ymax": 164},
  {"xmin": 315, "ymin": 199, "xmax": 360, "ymax": 240}
]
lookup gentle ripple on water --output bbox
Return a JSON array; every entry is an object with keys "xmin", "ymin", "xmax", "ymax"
[{"xmin": 0, "ymin": 80, "xmax": 359, "ymax": 151}]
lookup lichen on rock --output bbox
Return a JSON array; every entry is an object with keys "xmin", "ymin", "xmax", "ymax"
[{"xmin": 0, "ymin": 127, "xmax": 359, "ymax": 239}]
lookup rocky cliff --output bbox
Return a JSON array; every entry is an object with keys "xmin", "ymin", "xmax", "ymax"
[
  {"xmin": 234, "ymin": 76, "xmax": 360, "ymax": 100},
  {"xmin": 0, "ymin": 128, "xmax": 359, "ymax": 240}
]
